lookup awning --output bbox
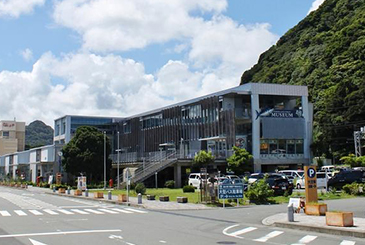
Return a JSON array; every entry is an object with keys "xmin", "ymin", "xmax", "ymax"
[
  {"xmin": 198, "ymin": 136, "xmax": 226, "ymax": 141},
  {"xmin": 159, "ymin": 143, "xmax": 175, "ymax": 147}
]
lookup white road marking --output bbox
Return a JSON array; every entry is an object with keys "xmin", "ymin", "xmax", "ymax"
[
  {"xmin": 14, "ymin": 210, "xmax": 27, "ymax": 216},
  {"xmin": 159, "ymin": 241, "xmax": 167, "ymax": 243},
  {"xmin": 98, "ymin": 208, "xmax": 119, "ymax": 214},
  {"xmin": 57, "ymin": 209, "xmax": 74, "ymax": 215},
  {"xmin": 229, "ymin": 227, "xmax": 257, "ymax": 237},
  {"xmin": 253, "ymin": 231, "xmax": 284, "ymax": 242},
  {"xmin": 70, "ymin": 209, "xmax": 89, "ymax": 214},
  {"xmin": 29, "ymin": 210, "xmax": 43, "ymax": 216},
  {"xmin": 340, "ymin": 241, "xmax": 356, "ymax": 245},
  {"xmin": 29, "ymin": 238, "xmax": 48, "ymax": 245},
  {"xmin": 0, "ymin": 211, "xmax": 11, "ymax": 217},
  {"xmin": 125, "ymin": 242, "xmax": 135, "ymax": 245},
  {"xmin": 84, "ymin": 209, "xmax": 104, "ymax": 214},
  {"xmin": 109, "ymin": 235, "xmax": 123, "ymax": 240},
  {"xmin": 125, "ymin": 208, "xmax": 148, "ymax": 214},
  {"xmin": 111, "ymin": 208, "xmax": 133, "ymax": 214},
  {"xmin": 222, "ymin": 224, "xmax": 240, "ymax": 237},
  {"xmin": 296, "ymin": 235, "xmax": 317, "ymax": 244},
  {"xmin": 0, "ymin": 229, "xmax": 122, "ymax": 238},
  {"xmin": 43, "ymin": 209, "xmax": 59, "ymax": 215}
]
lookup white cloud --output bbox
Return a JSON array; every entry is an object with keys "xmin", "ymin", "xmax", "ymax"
[
  {"xmin": 19, "ymin": 48, "xmax": 33, "ymax": 62},
  {"xmin": 0, "ymin": 0, "xmax": 45, "ymax": 18},
  {"xmin": 53, "ymin": 0, "xmax": 227, "ymax": 52},
  {"xmin": 308, "ymin": 0, "xmax": 325, "ymax": 14}
]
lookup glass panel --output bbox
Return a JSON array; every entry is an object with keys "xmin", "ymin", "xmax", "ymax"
[
  {"xmin": 260, "ymin": 140, "xmax": 268, "ymax": 154},
  {"xmin": 278, "ymin": 139, "xmax": 286, "ymax": 154},
  {"xmin": 269, "ymin": 140, "xmax": 278, "ymax": 154},
  {"xmin": 287, "ymin": 140, "xmax": 295, "ymax": 154},
  {"xmin": 296, "ymin": 140, "xmax": 304, "ymax": 154}
]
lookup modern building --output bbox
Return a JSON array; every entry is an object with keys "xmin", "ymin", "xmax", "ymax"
[
  {"xmin": 0, "ymin": 120, "xmax": 25, "ymax": 156},
  {"xmin": 112, "ymin": 83, "xmax": 313, "ymax": 187},
  {"xmin": 53, "ymin": 115, "xmax": 123, "ymax": 144}
]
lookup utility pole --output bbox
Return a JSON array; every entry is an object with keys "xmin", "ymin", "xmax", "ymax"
[
  {"xmin": 104, "ymin": 131, "xmax": 106, "ymax": 190},
  {"xmin": 354, "ymin": 127, "xmax": 365, "ymax": 157}
]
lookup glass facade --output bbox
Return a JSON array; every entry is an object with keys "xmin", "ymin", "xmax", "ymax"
[{"xmin": 260, "ymin": 139, "xmax": 304, "ymax": 155}]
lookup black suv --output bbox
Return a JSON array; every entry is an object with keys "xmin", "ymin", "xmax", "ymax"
[
  {"xmin": 250, "ymin": 173, "xmax": 293, "ymax": 195},
  {"xmin": 327, "ymin": 170, "xmax": 365, "ymax": 190}
]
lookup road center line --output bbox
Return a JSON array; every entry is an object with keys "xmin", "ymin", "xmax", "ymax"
[{"xmin": 0, "ymin": 229, "xmax": 122, "ymax": 239}]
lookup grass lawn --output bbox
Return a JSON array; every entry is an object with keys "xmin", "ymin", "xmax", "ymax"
[{"xmin": 269, "ymin": 190, "xmax": 356, "ymax": 204}]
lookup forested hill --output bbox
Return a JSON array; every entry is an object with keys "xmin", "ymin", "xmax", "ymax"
[
  {"xmin": 240, "ymin": 0, "xmax": 365, "ymax": 160},
  {"xmin": 25, "ymin": 120, "xmax": 54, "ymax": 149}
]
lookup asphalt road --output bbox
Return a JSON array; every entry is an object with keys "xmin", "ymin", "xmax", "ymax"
[{"xmin": 0, "ymin": 186, "xmax": 364, "ymax": 245}]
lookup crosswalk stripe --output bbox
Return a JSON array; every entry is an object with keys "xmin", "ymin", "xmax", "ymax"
[
  {"xmin": 254, "ymin": 231, "xmax": 284, "ymax": 242},
  {"xmin": 43, "ymin": 209, "xmax": 59, "ymax": 215},
  {"xmin": 98, "ymin": 209, "xmax": 119, "ymax": 214},
  {"xmin": 14, "ymin": 210, "xmax": 27, "ymax": 216},
  {"xmin": 0, "ymin": 211, "xmax": 11, "ymax": 217},
  {"xmin": 124, "ymin": 208, "xmax": 148, "ymax": 214},
  {"xmin": 340, "ymin": 241, "xmax": 356, "ymax": 245},
  {"xmin": 110, "ymin": 208, "xmax": 133, "ymax": 214},
  {"xmin": 70, "ymin": 209, "xmax": 89, "ymax": 214},
  {"xmin": 29, "ymin": 210, "xmax": 43, "ymax": 216},
  {"xmin": 297, "ymin": 235, "xmax": 317, "ymax": 244},
  {"xmin": 57, "ymin": 209, "xmax": 74, "ymax": 215},
  {"xmin": 230, "ymin": 227, "xmax": 257, "ymax": 237},
  {"xmin": 84, "ymin": 209, "xmax": 104, "ymax": 214}
]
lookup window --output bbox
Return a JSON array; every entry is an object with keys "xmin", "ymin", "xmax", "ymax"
[
  {"xmin": 296, "ymin": 140, "xmax": 304, "ymax": 154},
  {"xmin": 55, "ymin": 125, "xmax": 60, "ymax": 136},
  {"xmin": 260, "ymin": 140, "xmax": 269, "ymax": 154},
  {"xmin": 2, "ymin": 131, "xmax": 9, "ymax": 137},
  {"xmin": 287, "ymin": 140, "xmax": 295, "ymax": 154},
  {"xmin": 61, "ymin": 122, "xmax": 66, "ymax": 134},
  {"xmin": 269, "ymin": 140, "xmax": 278, "ymax": 154}
]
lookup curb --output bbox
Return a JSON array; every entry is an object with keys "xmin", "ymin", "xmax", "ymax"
[
  {"xmin": 273, "ymin": 221, "xmax": 365, "ymax": 238},
  {"xmin": 44, "ymin": 191, "xmax": 142, "ymax": 208}
]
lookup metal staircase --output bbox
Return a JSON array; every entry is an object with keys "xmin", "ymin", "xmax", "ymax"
[{"xmin": 131, "ymin": 152, "xmax": 178, "ymax": 183}]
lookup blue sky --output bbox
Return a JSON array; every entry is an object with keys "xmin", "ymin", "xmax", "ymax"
[{"xmin": 0, "ymin": 0, "xmax": 323, "ymax": 126}]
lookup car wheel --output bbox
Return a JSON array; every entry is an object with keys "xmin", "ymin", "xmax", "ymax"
[{"xmin": 296, "ymin": 183, "xmax": 301, "ymax": 189}]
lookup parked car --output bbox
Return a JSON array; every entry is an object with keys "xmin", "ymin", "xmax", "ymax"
[
  {"xmin": 248, "ymin": 173, "xmax": 264, "ymax": 184},
  {"xmin": 316, "ymin": 171, "xmax": 332, "ymax": 189},
  {"xmin": 188, "ymin": 173, "xmax": 208, "ymax": 188},
  {"xmin": 249, "ymin": 173, "xmax": 293, "ymax": 196},
  {"xmin": 327, "ymin": 170, "xmax": 365, "ymax": 190},
  {"xmin": 279, "ymin": 170, "xmax": 305, "ymax": 189}
]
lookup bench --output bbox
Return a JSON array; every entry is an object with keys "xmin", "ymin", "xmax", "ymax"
[
  {"xmin": 177, "ymin": 197, "xmax": 188, "ymax": 203},
  {"xmin": 159, "ymin": 196, "xmax": 169, "ymax": 202}
]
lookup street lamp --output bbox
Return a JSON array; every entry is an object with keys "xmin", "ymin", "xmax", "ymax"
[
  {"xmin": 103, "ymin": 131, "xmax": 106, "ymax": 190},
  {"xmin": 116, "ymin": 131, "xmax": 121, "ymax": 189}
]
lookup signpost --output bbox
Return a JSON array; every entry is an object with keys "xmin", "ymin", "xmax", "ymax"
[
  {"xmin": 218, "ymin": 183, "xmax": 244, "ymax": 208},
  {"xmin": 77, "ymin": 176, "xmax": 87, "ymax": 191},
  {"xmin": 304, "ymin": 166, "xmax": 318, "ymax": 204}
]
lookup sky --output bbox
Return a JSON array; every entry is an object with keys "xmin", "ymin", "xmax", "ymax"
[{"xmin": 0, "ymin": 0, "xmax": 325, "ymax": 127}]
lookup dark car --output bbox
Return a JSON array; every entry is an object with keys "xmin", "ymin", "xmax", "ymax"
[
  {"xmin": 249, "ymin": 173, "xmax": 293, "ymax": 195},
  {"xmin": 327, "ymin": 170, "xmax": 365, "ymax": 190}
]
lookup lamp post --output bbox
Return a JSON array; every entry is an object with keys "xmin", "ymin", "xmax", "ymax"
[
  {"xmin": 116, "ymin": 131, "xmax": 121, "ymax": 189},
  {"xmin": 103, "ymin": 131, "xmax": 106, "ymax": 190}
]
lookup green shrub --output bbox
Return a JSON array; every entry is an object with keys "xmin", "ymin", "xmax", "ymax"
[
  {"xmin": 165, "ymin": 180, "xmax": 175, "ymax": 189},
  {"xmin": 245, "ymin": 178, "xmax": 274, "ymax": 204},
  {"xmin": 343, "ymin": 183, "xmax": 364, "ymax": 195},
  {"xmin": 183, "ymin": 185, "xmax": 195, "ymax": 193},
  {"xmin": 135, "ymin": 183, "xmax": 146, "ymax": 195}
]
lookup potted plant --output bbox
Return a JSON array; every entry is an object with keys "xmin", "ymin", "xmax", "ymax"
[
  {"xmin": 326, "ymin": 211, "xmax": 353, "ymax": 227},
  {"xmin": 305, "ymin": 202, "xmax": 327, "ymax": 216}
]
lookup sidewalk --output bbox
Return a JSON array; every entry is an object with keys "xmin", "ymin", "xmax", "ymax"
[
  {"xmin": 263, "ymin": 212, "xmax": 365, "ymax": 238},
  {"xmin": 27, "ymin": 186, "xmax": 213, "ymax": 211}
]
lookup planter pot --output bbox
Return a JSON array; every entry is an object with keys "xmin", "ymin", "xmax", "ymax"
[
  {"xmin": 305, "ymin": 203, "xmax": 327, "ymax": 216},
  {"xmin": 58, "ymin": 188, "xmax": 66, "ymax": 194},
  {"xmin": 147, "ymin": 195, "xmax": 155, "ymax": 200},
  {"xmin": 159, "ymin": 196, "xmax": 169, "ymax": 202},
  {"xmin": 118, "ymin": 194, "xmax": 128, "ymax": 202},
  {"xmin": 74, "ymin": 189, "xmax": 82, "ymax": 196},
  {"xmin": 326, "ymin": 212, "xmax": 353, "ymax": 227},
  {"xmin": 177, "ymin": 197, "xmax": 188, "ymax": 203},
  {"xmin": 94, "ymin": 192, "xmax": 104, "ymax": 199}
]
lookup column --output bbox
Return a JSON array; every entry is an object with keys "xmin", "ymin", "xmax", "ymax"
[
  {"xmin": 302, "ymin": 96, "xmax": 310, "ymax": 163},
  {"xmin": 251, "ymin": 94, "xmax": 260, "ymax": 169},
  {"xmin": 174, "ymin": 163, "xmax": 182, "ymax": 188}
]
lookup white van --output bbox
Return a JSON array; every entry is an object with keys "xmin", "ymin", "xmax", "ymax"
[
  {"xmin": 321, "ymin": 165, "xmax": 335, "ymax": 172},
  {"xmin": 188, "ymin": 173, "xmax": 208, "ymax": 188},
  {"xmin": 316, "ymin": 171, "xmax": 331, "ymax": 189},
  {"xmin": 279, "ymin": 170, "xmax": 305, "ymax": 189}
]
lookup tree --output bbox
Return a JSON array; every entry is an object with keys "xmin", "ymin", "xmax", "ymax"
[
  {"xmin": 193, "ymin": 151, "xmax": 215, "ymax": 169},
  {"xmin": 62, "ymin": 126, "xmax": 111, "ymax": 183},
  {"xmin": 227, "ymin": 146, "xmax": 253, "ymax": 175}
]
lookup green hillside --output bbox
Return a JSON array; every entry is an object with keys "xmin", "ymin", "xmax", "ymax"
[
  {"xmin": 25, "ymin": 120, "xmax": 54, "ymax": 149},
  {"xmin": 240, "ymin": 0, "xmax": 365, "ymax": 160}
]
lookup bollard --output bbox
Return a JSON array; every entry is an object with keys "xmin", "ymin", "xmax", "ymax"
[
  {"xmin": 53, "ymin": 186, "xmax": 56, "ymax": 193},
  {"xmin": 138, "ymin": 193, "xmax": 142, "ymax": 204},
  {"xmin": 67, "ymin": 187, "xmax": 71, "ymax": 195},
  {"xmin": 85, "ymin": 189, "xmax": 89, "ymax": 197},
  {"xmin": 288, "ymin": 203, "xmax": 294, "ymax": 222},
  {"xmin": 108, "ymin": 191, "xmax": 112, "ymax": 200}
]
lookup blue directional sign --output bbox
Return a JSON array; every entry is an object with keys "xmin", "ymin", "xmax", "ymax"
[{"xmin": 218, "ymin": 184, "xmax": 244, "ymax": 199}]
